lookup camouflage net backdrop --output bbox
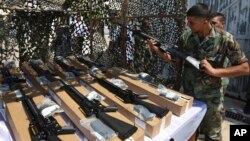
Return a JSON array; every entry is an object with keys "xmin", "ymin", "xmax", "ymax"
[
  {"xmin": 0, "ymin": 0, "xmax": 186, "ymax": 88},
  {"xmin": 102, "ymin": 0, "xmax": 186, "ymax": 87}
]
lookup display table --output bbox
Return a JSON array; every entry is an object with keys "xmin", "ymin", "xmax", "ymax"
[
  {"xmin": 145, "ymin": 99, "xmax": 207, "ymax": 141},
  {"xmin": 0, "ymin": 110, "xmax": 13, "ymax": 141},
  {"xmin": 0, "ymin": 100, "xmax": 207, "ymax": 141}
]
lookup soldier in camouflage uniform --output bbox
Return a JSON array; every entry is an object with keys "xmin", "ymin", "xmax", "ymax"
[
  {"xmin": 210, "ymin": 12, "xmax": 230, "ymax": 95},
  {"xmin": 147, "ymin": 3, "xmax": 249, "ymax": 141}
]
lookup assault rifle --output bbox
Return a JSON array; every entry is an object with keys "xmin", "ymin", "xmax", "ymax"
[
  {"xmin": 18, "ymin": 89, "xmax": 75, "ymax": 141},
  {"xmin": 30, "ymin": 60, "xmax": 58, "ymax": 82},
  {"xmin": 75, "ymin": 55, "xmax": 105, "ymax": 70},
  {"xmin": 118, "ymin": 24, "xmax": 201, "ymax": 70},
  {"xmin": 88, "ymin": 68, "xmax": 169, "ymax": 118},
  {"xmin": 54, "ymin": 57, "xmax": 83, "ymax": 77},
  {"xmin": 62, "ymin": 56, "xmax": 168, "ymax": 118},
  {"xmin": 30, "ymin": 60, "xmax": 138, "ymax": 140},
  {"xmin": 59, "ymin": 80, "xmax": 138, "ymax": 140}
]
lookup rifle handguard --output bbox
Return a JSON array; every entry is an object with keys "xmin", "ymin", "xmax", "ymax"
[
  {"xmin": 133, "ymin": 30, "xmax": 161, "ymax": 47},
  {"xmin": 102, "ymin": 106, "xmax": 118, "ymax": 112}
]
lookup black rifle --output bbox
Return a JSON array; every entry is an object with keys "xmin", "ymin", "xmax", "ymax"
[
  {"xmin": 118, "ymin": 24, "xmax": 201, "ymax": 70},
  {"xmin": 75, "ymin": 55, "xmax": 105, "ymax": 70},
  {"xmin": 72, "ymin": 58, "xmax": 168, "ymax": 118},
  {"xmin": 30, "ymin": 60, "xmax": 138, "ymax": 140},
  {"xmin": 30, "ymin": 60, "xmax": 58, "ymax": 82},
  {"xmin": 59, "ymin": 80, "xmax": 138, "ymax": 140},
  {"xmin": 18, "ymin": 89, "xmax": 75, "ymax": 141},
  {"xmin": 1, "ymin": 66, "xmax": 26, "ymax": 85},
  {"xmin": 89, "ymin": 70, "xmax": 169, "ymax": 118},
  {"xmin": 54, "ymin": 57, "xmax": 83, "ymax": 77}
]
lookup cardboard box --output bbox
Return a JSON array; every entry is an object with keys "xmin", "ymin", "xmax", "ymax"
[
  {"xmin": 21, "ymin": 61, "xmax": 62, "ymax": 95},
  {"xmin": 4, "ymin": 87, "xmax": 80, "ymax": 141},
  {"xmin": 105, "ymin": 68, "xmax": 194, "ymax": 116},
  {"xmin": 21, "ymin": 62, "xmax": 48, "ymax": 94},
  {"xmin": 48, "ymin": 81, "xmax": 145, "ymax": 141},
  {"xmin": 51, "ymin": 58, "xmax": 172, "ymax": 138}
]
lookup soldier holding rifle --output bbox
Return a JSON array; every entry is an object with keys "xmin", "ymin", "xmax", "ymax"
[{"xmin": 147, "ymin": 3, "xmax": 249, "ymax": 141}]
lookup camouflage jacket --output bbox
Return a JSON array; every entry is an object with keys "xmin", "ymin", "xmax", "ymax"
[{"xmin": 180, "ymin": 27, "xmax": 248, "ymax": 99}]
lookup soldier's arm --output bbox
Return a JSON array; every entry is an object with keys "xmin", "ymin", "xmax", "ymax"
[
  {"xmin": 201, "ymin": 60, "xmax": 249, "ymax": 77},
  {"xmin": 201, "ymin": 37, "xmax": 249, "ymax": 77},
  {"xmin": 147, "ymin": 39, "xmax": 173, "ymax": 63}
]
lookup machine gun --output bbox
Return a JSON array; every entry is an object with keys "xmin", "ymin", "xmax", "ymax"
[
  {"xmin": 1, "ymin": 66, "xmax": 25, "ymax": 85},
  {"xmin": 59, "ymin": 80, "xmax": 138, "ymax": 140},
  {"xmin": 18, "ymin": 88, "xmax": 75, "ymax": 141},
  {"xmin": 117, "ymin": 24, "xmax": 201, "ymax": 70}
]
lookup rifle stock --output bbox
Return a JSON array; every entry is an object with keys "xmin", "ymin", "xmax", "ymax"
[{"xmin": 97, "ymin": 112, "xmax": 138, "ymax": 140}]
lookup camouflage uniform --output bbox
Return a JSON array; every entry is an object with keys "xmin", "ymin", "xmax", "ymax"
[{"xmin": 179, "ymin": 27, "xmax": 248, "ymax": 140}]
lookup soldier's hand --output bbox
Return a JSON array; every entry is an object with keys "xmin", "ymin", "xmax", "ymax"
[
  {"xmin": 200, "ymin": 59, "xmax": 216, "ymax": 76},
  {"xmin": 146, "ymin": 39, "xmax": 172, "ymax": 63},
  {"xmin": 146, "ymin": 39, "xmax": 158, "ymax": 52}
]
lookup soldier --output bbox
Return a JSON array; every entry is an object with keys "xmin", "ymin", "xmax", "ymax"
[
  {"xmin": 210, "ymin": 12, "xmax": 250, "ymax": 115},
  {"xmin": 147, "ymin": 3, "xmax": 249, "ymax": 141},
  {"xmin": 210, "ymin": 12, "xmax": 230, "ymax": 96},
  {"xmin": 210, "ymin": 12, "xmax": 225, "ymax": 30}
]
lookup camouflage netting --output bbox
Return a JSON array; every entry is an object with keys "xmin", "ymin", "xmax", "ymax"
[
  {"xmin": 0, "ymin": 0, "xmax": 186, "ymax": 88},
  {"xmin": 102, "ymin": 0, "xmax": 187, "ymax": 87}
]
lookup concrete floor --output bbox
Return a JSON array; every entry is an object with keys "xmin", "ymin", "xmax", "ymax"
[
  {"xmin": 221, "ymin": 96, "xmax": 248, "ymax": 141},
  {"xmin": 191, "ymin": 96, "xmax": 248, "ymax": 141},
  {"xmin": 195, "ymin": 96, "xmax": 248, "ymax": 141}
]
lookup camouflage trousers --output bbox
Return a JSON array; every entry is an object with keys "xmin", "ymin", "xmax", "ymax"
[{"xmin": 198, "ymin": 96, "xmax": 225, "ymax": 141}]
